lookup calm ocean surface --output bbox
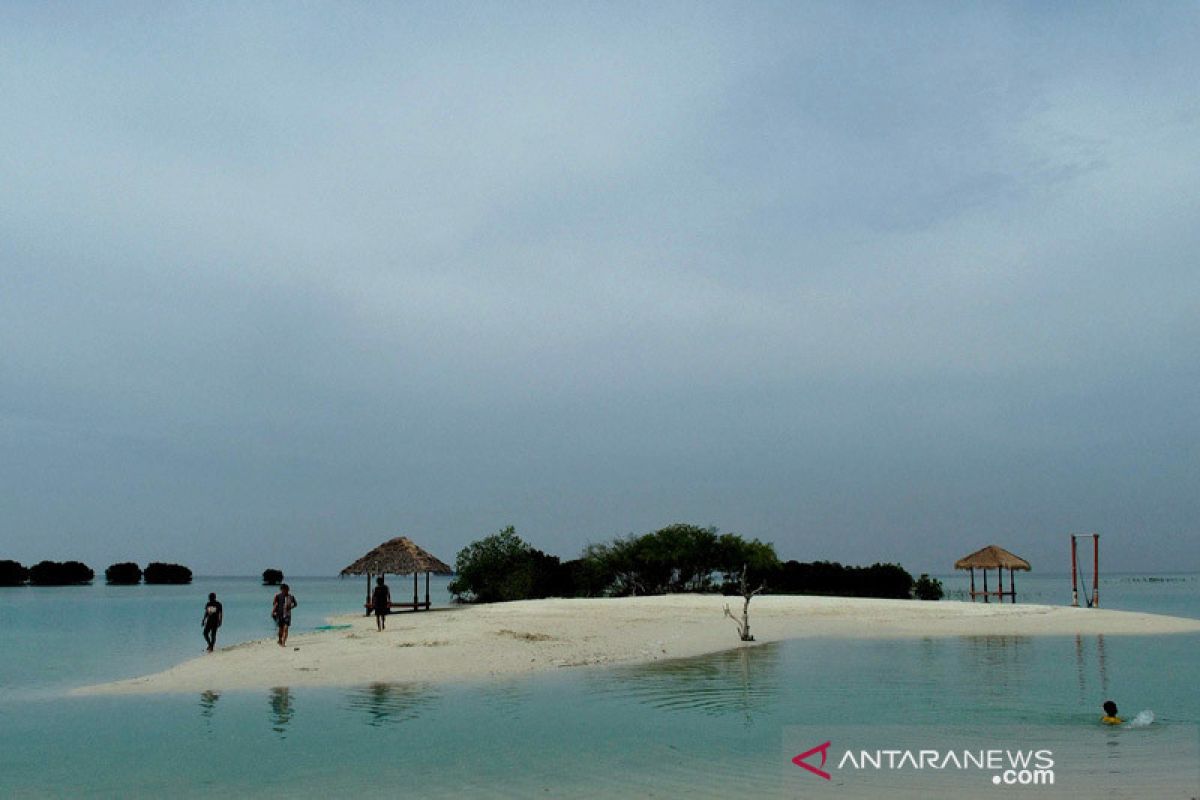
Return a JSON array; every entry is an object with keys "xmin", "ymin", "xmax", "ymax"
[{"xmin": 1, "ymin": 573, "xmax": 1197, "ymax": 798}]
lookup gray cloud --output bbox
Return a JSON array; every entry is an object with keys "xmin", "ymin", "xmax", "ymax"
[{"xmin": 2, "ymin": 3, "xmax": 1197, "ymax": 575}]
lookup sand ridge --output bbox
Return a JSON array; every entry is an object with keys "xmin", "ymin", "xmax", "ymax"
[{"xmin": 74, "ymin": 595, "xmax": 1200, "ymax": 695}]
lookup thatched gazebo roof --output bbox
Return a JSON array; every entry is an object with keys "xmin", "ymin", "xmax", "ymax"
[
  {"xmin": 954, "ymin": 544, "xmax": 1031, "ymax": 571},
  {"xmin": 340, "ymin": 537, "xmax": 453, "ymax": 577}
]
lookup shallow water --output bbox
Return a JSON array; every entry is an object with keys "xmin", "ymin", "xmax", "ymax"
[
  {"xmin": 0, "ymin": 575, "xmax": 456, "ymax": 700},
  {"xmin": 0, "ymin": 573, "xmax": 1197, "ymax": 797}
]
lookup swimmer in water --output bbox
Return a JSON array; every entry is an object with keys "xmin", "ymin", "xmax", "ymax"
[{"xmin": 1100, "ymin": 700, "xmax": 1123, "ymax": 725}]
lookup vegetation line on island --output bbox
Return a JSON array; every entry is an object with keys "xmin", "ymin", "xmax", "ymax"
[
  {"xmin": 2, "ymin": 522, "xmax": 944, "ymax": 601},
  {"xmin": 446, "ymin": 523, "xmax": 944, "ymax": 604}
]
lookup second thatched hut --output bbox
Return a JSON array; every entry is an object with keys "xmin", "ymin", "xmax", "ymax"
[{"xmin": 954, "ymin": 544, "xmax": 1030, "ymax": 604}]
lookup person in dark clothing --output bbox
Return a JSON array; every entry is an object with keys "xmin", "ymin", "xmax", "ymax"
[
  {"xmin": 372, "ymin": 576, "xmax": 391, "ymax": 632},
  {"xmin": 272, "ymin": 584, "xmax": 297, "ymax": 647},
  {"xmin": 202, "ymin": 593, "xmax": 223, "ymax": 652}
]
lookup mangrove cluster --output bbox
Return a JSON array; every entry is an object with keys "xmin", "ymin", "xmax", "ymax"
[
  {"xmin": 0, "ymin": 560, "xmax": 194, "ymax": 586},
  {"xmin": 0, "ymin": 560, "xmax": 94, "ymax": 586},
  {"xmin": 448, "ymin": 523, "xmax": 941, "ymax": 604}
]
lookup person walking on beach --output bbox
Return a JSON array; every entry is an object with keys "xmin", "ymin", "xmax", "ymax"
[
  {"xmin": 272, "ymin": 584, "xmax": 298, "ymax": 647},
  {"xmin": 202, "ymin": 592, "xmax": 223, "ymax": 652},
  {"xmin": 372, "ymin": 576, "xmax": 391, "ymax": 632}
]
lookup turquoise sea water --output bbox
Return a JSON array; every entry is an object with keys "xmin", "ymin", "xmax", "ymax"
[{"xmin": 1, "ymin": 574, "xmax": 1197, "ymax": 798}]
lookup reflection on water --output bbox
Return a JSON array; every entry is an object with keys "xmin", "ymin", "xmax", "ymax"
[
  {"xmin": 1073, "ymin": 634, "xmax": 1111, "ymax": 704},
  {"xmin": 269, "ymin": 687, "xmax": 294, "ymax": 737},
  {"xmin": 592, "ymin": 643, "xmax": 782, "ymax": 724},
  {"xmin": 199, "ymin": 690, "xmax": 220, "ymax": 721},
  {"xmin": 343, "ymin": 683, "xmax": 438, "ymax": 727},
  {"xmin": 1, "ymin": 629, "xmax": 1197, "ymax": 799},
  {"xmin": 1097, "ymin": 634, "xmax": 1109, "ymax": 694},
  {"xmin": 961, "ymin": 636, "xmax": 1030, "ymax": 696}
]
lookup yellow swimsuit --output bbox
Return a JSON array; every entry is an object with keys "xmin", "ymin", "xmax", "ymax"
[{"xmin": 1101, "ymin": 715, "xmax": 1123, "ymax": 726}]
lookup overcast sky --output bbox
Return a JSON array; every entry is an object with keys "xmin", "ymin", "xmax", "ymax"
[{"xmin": 2, "ymin": 3, "xmax": 1197, "ymax": 577}]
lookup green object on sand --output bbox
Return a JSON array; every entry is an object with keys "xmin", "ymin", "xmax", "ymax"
[{"xmin": 314, "ymin": 624, "xmax": 352, "ymax": 631}]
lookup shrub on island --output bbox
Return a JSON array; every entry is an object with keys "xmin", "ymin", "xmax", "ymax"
[
  {"xmin": 763, "ymin": 560, "xmax": 915, "ymax": 600},
  {"xmin": 0, "ymin": 560, "xmax": 29, "ymax": 586},
  {"xmin": 448, "ymin": 523, "xmax": 923, "ymax": 602},
  {"xmin": 451, "ymin": 523, "xmax": 781, "ymax": 601},
  {"xmin": 913, "ymin": 573, "xmax": 944, "ymax": 601},
  {"xmin": 583, "ymin": 524, "xmax": 780, "ymax": 596},
  {"xmin": 449, "ymin": 527, "xmax": 567, "ymax": 603},
  {"xmin": 262, "ymin": 568, "xmax": 284, "ymax": 585},
  {"xmin": 105, "ymin": 562, "xmax": 143, "ymax": 585},
  {"xmin": 28, "ymin": 560, "xmax": 95, "ymax": 586},
  {"xmin": 143, "ymin": 562, "xmax": 193, "ymax": 584}
]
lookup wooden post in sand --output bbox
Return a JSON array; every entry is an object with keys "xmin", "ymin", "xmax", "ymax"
[
  {"xmin": 425, "ymin": 571, "xmax": 431, "ymax": 609},
  {"xmin": 1070, "ymin": 533, "xmax": 1100, "ymax": 608},
  {"xmin": 969, "ymin": 567, "xmax": 976, "ymax": 601},
  {"xmin": 412, "ymin": 571, "xmax": 418, "ymax": 610},
  {"xmin": 1070, "ymin": 535, "xmax": 1079, "ymax": 607}
]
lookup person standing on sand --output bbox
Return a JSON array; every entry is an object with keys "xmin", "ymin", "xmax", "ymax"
[
  {"xmin": 202, "ymin": 592, "xmax": 223, "ymax": 652},
  {"xmin": 372, "ymin": 576, "xmax": 391, "ymax": 632},
  {"xmin": 272, "ymin": 584, "xmax": 298, "ymax": 647}
]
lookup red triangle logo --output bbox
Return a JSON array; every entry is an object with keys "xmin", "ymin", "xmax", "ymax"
[{"xmin": 792, "ymin": 741, "xmax": 832, "ymax": 780}]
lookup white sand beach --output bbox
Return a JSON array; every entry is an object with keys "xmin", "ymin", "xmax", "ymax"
[{"xmin": 76, "ymin": 595, "xmax": 1200, "ymax": 695}]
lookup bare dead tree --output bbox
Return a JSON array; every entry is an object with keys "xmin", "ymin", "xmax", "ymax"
[{"xmin": 723, "ymin": 563, "xmax": 765, "ymax": 642}]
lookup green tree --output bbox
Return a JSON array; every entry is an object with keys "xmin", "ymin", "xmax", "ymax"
[
  {"xmin": 583, "ymin": 524, "xmax": 780, "ymax": 596},
  {"xmin": 0, "ymin": 560, "xmax": 28, "ymax": 586},
  {"xmin": 449, "ymin": 527, "xmax": 565, "ymax": 603},
  {"xmin": 913, "ymin": 573, "xmax": 944, "ymax": 600},
  {"xmin": 716, "ymin": 533, "xmax": 780, "ymax": 587},
  {"xmin": 143, "ymin": 562, "xmax": 192, "ymax": 584},
  {"xmin": 580, "ymin": 537, "xmax": 642, "ymax": 595},
  {"xmin": 28, "ymin": 560, "xmax": 94, "ymax": 585},
  {"xmin": 771, "ymin": 560, "xmax": 914, "ymax": 599},
  {"xmin": 105, "ymin": 562, "xmax": 142, "ymax": 585}
]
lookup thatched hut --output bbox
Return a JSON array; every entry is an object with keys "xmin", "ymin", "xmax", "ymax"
[
  {"xmin": 341, "ymin": 537, "xmax": 453, "ymax": 614},
  {"xmin": 954, "ymin": 545, "xmax": 1030, "ymax": 604}
]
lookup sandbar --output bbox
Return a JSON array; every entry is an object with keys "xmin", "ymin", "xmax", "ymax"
[{"xmin": 75, "ymin": 595, "xmax": 1200, "ymax": 695}]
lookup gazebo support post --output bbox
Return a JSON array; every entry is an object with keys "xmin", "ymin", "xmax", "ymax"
[
  {"xmin": 365, "ymin": 572, "xmax": 372, "ymax": 616},
  {"xmin": 425, "ymin": 570, "xmax": 430, "ymax": 609},
  {"xmin": 954, "ymin": 546, "xmax": 1030, "ymax": 606},
  {"xmin": 1070, "ymin": 535, "xmax": 1079, "ymax": 607},
  {"xmin": 413, "ymin": 571, "xmax": 418, "ymax": 610}
]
